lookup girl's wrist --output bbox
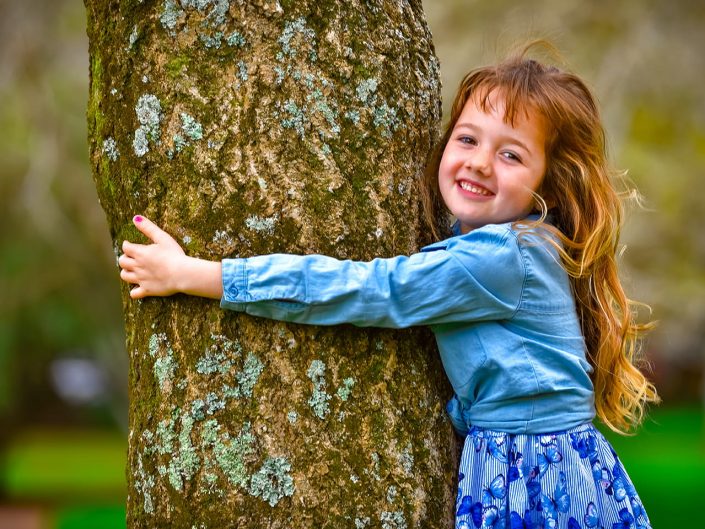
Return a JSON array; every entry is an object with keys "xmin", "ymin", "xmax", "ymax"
[{"xmin": 177, "ymin": 255, "xmax": 223, "ymax": 299}]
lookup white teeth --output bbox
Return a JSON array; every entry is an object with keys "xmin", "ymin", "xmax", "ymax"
[{"xmin": 459, "ymin": 181, "xmax": 492, "ymax": 196}]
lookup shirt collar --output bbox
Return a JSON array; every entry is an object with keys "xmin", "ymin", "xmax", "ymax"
[{"xmin": 421, "ymin": 213, "xmax": 552, "ymax": 252}]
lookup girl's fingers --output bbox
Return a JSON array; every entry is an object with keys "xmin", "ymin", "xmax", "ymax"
[
  {"xmin": 122, "ymin": 239, "xmax": 145, "ymax": 257},
  {"xmin": 133, "ymin": 215, "xmax": 171, "ymax": 244},
  {"xmin": 129, "ymin": 286, "xmax": 147, "ymax": 299},
  {"xmin": 118, "ymin": 253, "xmax": 137, "ymax": 270},
  {"xmin": 120, "ymin": 269, "xmax": 138, "ymax": 284}
]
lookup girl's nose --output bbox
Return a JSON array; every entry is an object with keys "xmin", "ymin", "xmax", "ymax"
[{"xmin": 465, "ymin": 147, "xmax": 492, "ymax": 175}]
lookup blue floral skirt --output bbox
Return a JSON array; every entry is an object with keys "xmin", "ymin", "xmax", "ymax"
[{"xmin": 455, "ymin": 423, "xmax": 651, "ymax": 529}]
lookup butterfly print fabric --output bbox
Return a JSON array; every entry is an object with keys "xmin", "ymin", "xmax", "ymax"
[{"xmin": 454, "ymin": 423, "xmax": 651, "ymax": 529}]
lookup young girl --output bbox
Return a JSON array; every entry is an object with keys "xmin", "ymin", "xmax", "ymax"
[{"xmin": 119, "ymin": 50, "xmax": 659, "ymax": 529}]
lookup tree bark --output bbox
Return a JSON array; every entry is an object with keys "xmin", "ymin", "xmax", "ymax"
[{"xmin": 84, "ymin": 1, "xmax": 455, "ymax": 527}]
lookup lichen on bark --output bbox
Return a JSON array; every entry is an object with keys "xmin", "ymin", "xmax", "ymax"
[{"xmin": 84, "ymin": 1, "xmax": 456, "ymax": 527}]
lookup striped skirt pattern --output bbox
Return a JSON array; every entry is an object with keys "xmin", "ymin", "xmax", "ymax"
[{"xmin": 455, "ymin": 423, "xmax": 652, "ymax": 529}]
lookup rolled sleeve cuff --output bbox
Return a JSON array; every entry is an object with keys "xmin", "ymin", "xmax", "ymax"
[
  {"xmin": 446, "ymin": 394, "xmax": 470, "ymax": 437},
  {"xmin": 220, "ymin": 258, "xmax": 248, "ymax": 312}
]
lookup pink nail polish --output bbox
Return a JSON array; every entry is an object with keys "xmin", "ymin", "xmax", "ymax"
[{"xmin": 134, "ymin": 215, "xmax": 143, "ymax": 223}]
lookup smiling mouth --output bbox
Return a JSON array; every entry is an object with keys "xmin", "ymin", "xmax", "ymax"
[{"xmin": 458, "ymin": 181, "xmax": 493, "ymax": 196}]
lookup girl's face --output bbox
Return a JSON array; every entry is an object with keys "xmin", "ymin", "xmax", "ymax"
[{"xmin": 438, "ymin": 93, "xmax": 547, "ymax": 234}]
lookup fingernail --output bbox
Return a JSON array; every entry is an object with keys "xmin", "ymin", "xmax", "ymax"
[{"xmin": 134, "ymin": 215, "xmax": 143, "ymax": 223}]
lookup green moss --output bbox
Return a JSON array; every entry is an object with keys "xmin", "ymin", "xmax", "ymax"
[
  {"xmin": 367, "ymin": 354, "xmax": 386, "ymax": 382},
  {"xmin": 166, "ymin": 55, "xmax": 191, "ymax": 78},
  {"xmin": 325, "ymin": 448, "xmax": 345, "ymax": 480},
  {"xmin": 98, "ymin": 156, "xmax": 115, "ymax": 200},
  {"xmin": 88, "ymin": 55, "xmax": 105, "ymax": 138},
  {"xmin": 352, "ymin": 60, "xmax": 374, "ymax": 81},
  {"xmin": 88, "ymin": 52, "xmax": 116, "ymax": 206}
]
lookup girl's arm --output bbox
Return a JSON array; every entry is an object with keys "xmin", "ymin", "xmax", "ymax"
[
  {"xmin": 119, "ymin": 216, "xmax": 526, "ymax": 328},
  {"xmin": 119, "ymin": 216, "xmax": 222, "ymax": 300}
]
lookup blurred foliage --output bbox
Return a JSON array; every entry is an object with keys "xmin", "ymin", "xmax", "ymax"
[
  {"xmin": 0, "ymin": 0, "xmax": 702, "ymax": 437},
  {"xmin": 0, "ymin": 0, "xmax": 126, "ymax": 432}
]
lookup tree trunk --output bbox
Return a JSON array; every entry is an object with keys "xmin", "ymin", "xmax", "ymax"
[{"xmin": 84, "ymin": 1, "xmax": 455, "ymax": 527}]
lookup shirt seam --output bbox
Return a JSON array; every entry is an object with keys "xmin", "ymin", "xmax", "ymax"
[
  {"xmin": 520, "ymin": 338, "xmax": 540, "ymax": 424},
  {"xmin": 506, "ymin": 229, "xmax": 529, "ymax": 319}
]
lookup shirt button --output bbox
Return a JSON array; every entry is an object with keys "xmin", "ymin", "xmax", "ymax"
[{"xmin": 231, "ymin": 287, "xmax": 238, "ymax": 297}]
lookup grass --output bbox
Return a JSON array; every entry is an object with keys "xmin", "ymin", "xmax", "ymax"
[
  {"xmin": 598, "ymin": 405, "xmax": 704, "ymax": 528},
  {"xmin": 1, "ymin": 429, "xmax": 126, "ymax": 499},
  {"xmin": 1, "ymin": 406, "xmax": 702, "ymax": 528},
  {"xmin": 54, "ymin": 505, "xmax": 126, "ymax": 529}
]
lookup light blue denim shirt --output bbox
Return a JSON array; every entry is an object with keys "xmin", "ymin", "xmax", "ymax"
[{"xmin": 220, "ymin": 221, "xmax": 595, "ymax": 435}]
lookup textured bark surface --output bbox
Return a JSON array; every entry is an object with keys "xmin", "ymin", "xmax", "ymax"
[{"xmin": 84, "ymin": 1, "xmax": 456, "ymax": 527}]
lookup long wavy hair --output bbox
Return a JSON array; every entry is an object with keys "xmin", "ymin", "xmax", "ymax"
[{"xmin": 421, "ymin": 44, "xmax": 660, "ymax": 433}]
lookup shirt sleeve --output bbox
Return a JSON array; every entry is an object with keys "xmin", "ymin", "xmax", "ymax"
[{"xmin": 220, "ymin": 225, "xmax": 526, "ymax": 328}]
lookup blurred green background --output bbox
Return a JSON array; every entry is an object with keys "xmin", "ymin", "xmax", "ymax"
[{"xmin": 0, "ymin": 1, "xmax": 702, "ymax": 527}]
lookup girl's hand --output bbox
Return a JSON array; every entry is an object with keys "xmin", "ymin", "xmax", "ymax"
[
  {"xmin": 119, "ymin": 216, "xmax": 187, "ymax": 299},
  {"xmin": 118, "ymin": 215, "xmax": 223, "ymax": 300}
]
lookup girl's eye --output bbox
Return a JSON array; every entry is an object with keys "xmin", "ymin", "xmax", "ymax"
[
  {"xmin": 458, "ymin": 136, "xmax": 477, "ymax": 145},
  {"xmin": 501, "ymin": 151, "xmax": 522, "ymax": 163}
]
